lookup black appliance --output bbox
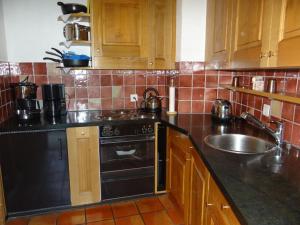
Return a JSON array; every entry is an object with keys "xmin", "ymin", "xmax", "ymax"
[
  {"xmin": 156, "ymin": 123, "xmax": 167, "ymax": 192},
  {"xmin": 0, "ymin": 130, "xmax": 70, "ymax": 216},
  {"xmin": 99, "ymin": 121, "xmax": 155, "ymax": 201},
  {"xmin": 10, "ymin": 80, "xmax": 40, "ymax": 120},
  {"xmin": 42, "ymin": 84, "xmax": 67, "ymax": 118}
]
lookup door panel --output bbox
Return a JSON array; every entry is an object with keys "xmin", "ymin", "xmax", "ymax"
[{"xmin": 277, "ymin": 0, "xmax": 300, "ymax": 66}]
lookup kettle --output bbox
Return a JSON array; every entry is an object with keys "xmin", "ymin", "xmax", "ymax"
[
  {"xmin": 211, "ymin": 99, "xmax": 232, "ymax": 121},
  {"xmin": 141, "ymin": 88, "xmax": 162, "ymax": 112}
]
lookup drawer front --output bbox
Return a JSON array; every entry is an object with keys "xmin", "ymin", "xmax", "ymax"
[{"xmin": 169, "ymin": 129, "xmax": 191, "ymax": 152}]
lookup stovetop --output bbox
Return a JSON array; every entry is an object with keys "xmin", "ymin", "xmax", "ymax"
[{"xmin": 67, "ymin": 109, "xmax": 158, "ymax": 124}]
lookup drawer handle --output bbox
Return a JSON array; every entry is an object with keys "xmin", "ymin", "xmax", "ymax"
[
  {"xmin": 81, "ymin": 132, "xmax": 85, "ymax": 135},
  {"xmin": 206, "ymin": 202, "xmax": 213, "ymax": 207},
  {"xmin": 221, "ymin": 204, "xmax": 230, "ymax": 210}
]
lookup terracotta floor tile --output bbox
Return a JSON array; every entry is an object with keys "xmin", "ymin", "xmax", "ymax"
[
  {"xmin": 136, "ymin": 197, "xmax": 164, "ymax": 213},
  {"xmin": 166, "ymin": 208, "xmax": 184, "ymax": 225},
  {"xmin": 115, "ymin": 215, "xmax": 144, "ymax": 225},
  {"xmin": 6, "ymin": 218, "xmax": 28, "ymax": 225},
  {"xmin": 142, "ymin": 211, "xmax": 173, "ymax": 225},
  {"xmin": 111, "ymin": 201, "xmax": 139, "ymax": 218},
  {"xmin": 28, "ymin": 214, "xmax": 57, "ymax": 225},
  {"xmin": 86, "ymin": 205, "xmax": 113, "ymax": 222},
  {"xmin": 57, "ymin": 209, "xmax": 85, "ymax": 225},
  {"xmin": 158, "ymin": 195, "xmax": 176, "ymax": 210},
  {"xmin": 87, "ymin": 220, "xmax": 115, "ymax": 225}
]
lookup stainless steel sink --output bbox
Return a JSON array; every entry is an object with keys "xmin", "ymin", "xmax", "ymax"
[{"xmin": 204, "ymin": 134, "xmax": 276, "ymax": 154}]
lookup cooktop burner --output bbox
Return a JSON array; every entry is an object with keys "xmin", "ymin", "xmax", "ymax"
[
  {"xmin": 93, "ymin": 109, "xmax": 157, "ymax": 121},
  {"xmin": 67, "ymin": 109, "xmax": 157, "ymax": 123}
]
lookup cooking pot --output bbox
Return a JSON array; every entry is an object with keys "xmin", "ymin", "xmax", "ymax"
[
  {"xmin": 57, "ymin": 2, "xmax": 87, "ymax": 14},
  {"xmin": 211, "ymin": 99, "xmax": 232, "ymax": 121},
  {"xmin": 11, "ymin": 81, "xmax": 38, "ymax": 99},
  {"xmin": 141, "ymin": 88, "xmax": 162, "ymax": 112},
  {"xmin": 64, "ymin": 23, "xmax": 90, "ymax": 41}
]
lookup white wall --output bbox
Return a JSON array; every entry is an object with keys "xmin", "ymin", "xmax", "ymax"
[
  {"xmin": 2, "ymin": 0, "xmax": 207, "ymax": 62},
  {"xmin": 176, "ymin": 0, "xmax": 207, "ymax": 62},
  {"xmin": 2, "ymin": 0, "xmax": 89, "ymax": 62},
  {"xmin": 0, "ymin": 0, "xmax": 7, "ymax": 61}
]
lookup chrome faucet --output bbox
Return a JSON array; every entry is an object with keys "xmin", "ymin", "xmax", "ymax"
[{"xmin": 240, "ymin": 112, "xmax": 284, "ymax": 146}]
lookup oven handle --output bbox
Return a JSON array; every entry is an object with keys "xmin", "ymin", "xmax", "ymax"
[{"xmin": 100, "ymin": 136, "xmax": 155, "ymax": 145}]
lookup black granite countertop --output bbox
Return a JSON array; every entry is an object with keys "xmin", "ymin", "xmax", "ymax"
[
  {"xmin": 1, "ymin": 111, "xmax": 300, "ymax": 225},
  {"xmin": 160, "ymin": 113, "xmax": 300, "ymax": 225}
]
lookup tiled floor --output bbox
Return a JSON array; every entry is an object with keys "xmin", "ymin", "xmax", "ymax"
[{"xmin": 6, "ymin": 195, "xmax": 184, "ymax": 225}]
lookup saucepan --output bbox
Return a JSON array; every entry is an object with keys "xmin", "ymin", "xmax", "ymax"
[
  {"xmin": 43, "ymin": 48, "xmax": 90, "ymax": 67},
  {"xmin": 57, "ymin": 2, "xmax": 87, "ymax": 14}
]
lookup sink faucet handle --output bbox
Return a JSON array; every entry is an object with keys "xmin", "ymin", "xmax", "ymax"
[{"xmin": 269, "ymin": 120, "xmax": 284, "ymax": 129}]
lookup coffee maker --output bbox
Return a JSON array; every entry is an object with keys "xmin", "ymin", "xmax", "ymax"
[
  {"xmin": 42, "ymin": 84, "xmax": 67, "ymax": 118},
  {"xmin": 11, "ymin": 80, "xmax": 41, "ymax": 120}
]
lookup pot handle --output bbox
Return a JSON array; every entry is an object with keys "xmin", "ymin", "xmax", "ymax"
[{"xmin": 57, "ymin": 2, "xmax": 64, "ymax": 6}]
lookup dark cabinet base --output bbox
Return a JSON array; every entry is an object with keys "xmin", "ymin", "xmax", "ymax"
[{"xmin": 0, "ymin": 130, "xmax": 71, "ymax": 216}]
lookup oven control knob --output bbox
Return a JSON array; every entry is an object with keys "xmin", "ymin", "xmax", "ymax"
[
  {"xmin": 102, "ymin": 126, "xmax": 112, "ymax": 137},
  {"xmin": 114, "ymin": 128, "xmax": 120, "ymax": 136},
  {"xmin": 142, "ymin": 127, "xmax": 147, "ymax": 134},
  {"xmin": 148, "ymin": 127, "xmax": 153, "ymax": 133}
]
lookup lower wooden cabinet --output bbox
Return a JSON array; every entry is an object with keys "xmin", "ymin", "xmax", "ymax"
[
  {"xmin": 167, "ymin": 128, "xmax": 241, "ymax": 225},
  {"xmin": 188, "ymin": 148, "xmax": 209, "ymax": 225},
  {"xmin": 167, "ymin": 128, "xmax": 191, "ymax": 224},
  {"xmin": 66, "ymin": 126, "xmax": 101, "ymax": 206}
]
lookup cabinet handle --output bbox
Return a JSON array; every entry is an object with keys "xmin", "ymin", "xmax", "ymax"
[
  {"xmin": 58, "ymin": 138, "xmax": 63, "ymax": 160},
  {"xmin": 268, "ymin": 51, "xmax": 274, "ymax": 58},
  {"xmin": 96, "ymin": 48, "xmax": 100, "ymax": 52},
  {"xmin": 259, "ymin": 52, "xmax": 267, "ymax": 59},
  {"xmin": 206, "ymin": 202, "xmax": 213, "ymax": 207},
  {"xmin": 149, "ymin": 62, "xmax": 153, "ymax": 65},
  {"xmin": 221, "ymin": 204, "xmax": 230, "ymax": 210},
  {"xmin": 81, "ymin": 132, "xmax": 85, "ymax": 135}
]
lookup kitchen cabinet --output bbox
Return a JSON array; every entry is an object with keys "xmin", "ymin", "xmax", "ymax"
[
  {"xmin": 206, "ymin": 178, "xmax": 241, "ymax": 225},
  {"xmin": 205, "ymin": 0, "xmax": 233, "ymax": 69},
  {"xmin": 0, "ymin": 130, "xmax": 70, "ymax": 216},
  {"xmin": 167, "ymin": 128, "xmax": 241, "ymax": 225},
  {"xmin": 91, "ymin": 0, "xmax": 175, "ymax": 69},
  {"xmin": 188, "ymin": 147, "xmax": 209, "ymax": 225},
  {"xmin": 66, "ymin": 126, "xmax": 100, "ymax": 206},
  {"xmin": 167, "ymin": 128, "xmax": 191, "ymax": 225},
  {"xmin": 277, "ymin": 0, "xmax": 300, "ymax": 66}
]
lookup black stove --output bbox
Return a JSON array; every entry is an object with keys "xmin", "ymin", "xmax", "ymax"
[{"xmin": 67, "ymin": 109, "xmax": 157, "ymax": 124}]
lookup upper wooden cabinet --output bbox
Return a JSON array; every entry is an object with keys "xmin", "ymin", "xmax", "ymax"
[
  {"xmin": 205, "ymin": 0, "xmax": 233, "ymax": 69},
  {"xmin": 206, "ymin": 0, "xmax": 300, "ymax": 69},
  {"xmin": 277, "ymin": 0, "xmax": 300, "ymax": 66},
  {"xmin": 66, "ymin": 126, "xmax": 101, "ymax": 206},
  {"xmin": 91, "ymin": 0, "xmax": 175, "ymax": 69}
]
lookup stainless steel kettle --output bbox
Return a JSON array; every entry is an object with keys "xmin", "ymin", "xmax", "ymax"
[
  {"xmin": 141, "ymin": 88, "xmax": 162, "ymax": 112},
  {"xmin": 211, "ymin": 99, "xmax": 232, "ymax": 120}
]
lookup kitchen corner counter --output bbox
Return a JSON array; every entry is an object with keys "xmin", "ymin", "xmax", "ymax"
[
  {"xmin": 1, "ymin": 111, "xmax": 300, "ymax": 225},
  {"xmin": 159, "ymin": 113, "xmax": 300, "ymax": 225}
]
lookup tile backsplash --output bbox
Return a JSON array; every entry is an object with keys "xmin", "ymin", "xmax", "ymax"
[{"xmin": 1, "ymin": 61, "xmax": 300, "ymax": 148}]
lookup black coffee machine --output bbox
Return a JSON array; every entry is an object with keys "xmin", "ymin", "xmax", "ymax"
[
  {"xmin": 11, "ymin": 79, "xmax": 41, "ymax": 120},
  {"xmin": 42, "ymin": 84, "xmax": 67, "ymax": 118}
]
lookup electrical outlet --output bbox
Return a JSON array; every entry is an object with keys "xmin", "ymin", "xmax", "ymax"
[
  {"xmin": 263, "ymin": 104, "xmax": 270, "ymax": 117},
  {"xmin": 130, "ymin": 94, "xmax": 138, "ymax": 102}
]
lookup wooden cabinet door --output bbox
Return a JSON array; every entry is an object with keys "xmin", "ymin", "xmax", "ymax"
[
  {"xmin": 205, "ymin": 0, "xmax": 233, "ymax": 69},
  {"xmin": 149, "ymin": 0, "xmax": 176, "ymax": 69},
  {"xmin": 206, "ymin": 178, "xmax": 241, "ymax": 225},
  {"xmin": 167, "ymin": 128, "xmax": 191, "ymax": 224},
  {"xmin": 91, "ymin": 0, "xmax": 150, "ymax": 69},
  {"xmin": 188, "ymin": 149, "xmax": 208, "ymax": 225},
  {"xmin": 231, "ymin": 0, "xmax": 269, "ymax": 68},
  {"xmin": 277, "ymin": 0, "xmax": 300, "ymax": 66},
  {"xmin": 67, "ymin": 126, "xmax": 100, "ymax": 206}
]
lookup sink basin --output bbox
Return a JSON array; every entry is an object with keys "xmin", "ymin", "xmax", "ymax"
[{"xmin": 204, "ymin": 134, "xmax": 276, "ymax": 154}]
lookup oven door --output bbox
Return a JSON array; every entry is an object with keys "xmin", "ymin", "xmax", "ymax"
[{"xmin": 100, "ymin": 135, "xmax": 155, "ymax": 172}]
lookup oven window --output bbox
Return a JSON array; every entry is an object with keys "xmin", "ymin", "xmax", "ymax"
[{"xmin": 100, "ymin": 139, "xmax": 154, "ymax": 172}]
